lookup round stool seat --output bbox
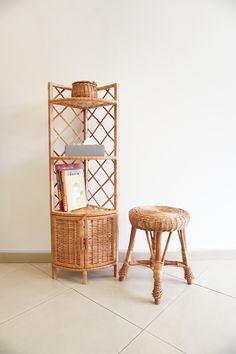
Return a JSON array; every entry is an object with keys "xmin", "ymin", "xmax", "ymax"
[{"xmin": 129, "ymin": 206, "xmax": 190, "ymax": 232}]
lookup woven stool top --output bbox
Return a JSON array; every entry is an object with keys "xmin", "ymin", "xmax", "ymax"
[{"xmin": 129, "ymin": 206, "xmax": 190, "ymax": 232}]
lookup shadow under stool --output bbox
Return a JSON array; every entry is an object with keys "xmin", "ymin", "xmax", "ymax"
[{"xmin": 119, "ymin": 206, "xmax": 194, "ymax": 304}]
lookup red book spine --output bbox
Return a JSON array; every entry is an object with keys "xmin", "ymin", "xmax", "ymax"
[{"xmin": 60, "ymin": 170, "xmax": 68, "ymax": 212}]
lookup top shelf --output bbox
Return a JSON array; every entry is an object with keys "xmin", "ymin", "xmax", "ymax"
[{"xmin": 50, "ymin": 97, "xmax": 117, "ymax": 109}]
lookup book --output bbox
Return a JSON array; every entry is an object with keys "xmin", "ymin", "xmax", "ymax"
[
  {"xmin": 55, "ymin": 163, "xmax": 81, "ymax": 211},
  {"xmin": 61, "ymin": 168, "xmax": 87, "ymax": 211}
]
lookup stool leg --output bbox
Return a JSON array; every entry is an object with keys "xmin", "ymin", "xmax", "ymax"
[
  {"xmin": 178, "ymin": 229, "xmax": 193, "ymax": 285},
  {"xmin": 152, "ymin": 232, "xmax": 163, "ymax": 304},
  {"xmin": 119, "ymin": 226, "xmax": 136, "ymax": 281}
]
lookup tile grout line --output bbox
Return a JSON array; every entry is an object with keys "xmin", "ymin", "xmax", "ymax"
[
  {"xmin": 144, "ymin": 331, "xmax": 187, "ymax": 354},
  {"xmin": 30, "ymin": 263, "xmax": 75, "ymax": 291},
  {"xmin": 31, "ymin": 263, "xmax": 180, "ymax": 332},
  {"xmin": 144, "ymin": 284, "xmax": 191, "ymax": 330},
  {"xmin": 141, "ymin": 278, "xmax": 236, "ymax": 353},
  {"xmin": 118, "ymin": 330, "xmax": 145, "ymax": 354},
  {"xmin": 29, "ymin": 263, "xmax": 52, "ymax": 277},
  {"xmin": 30, "ymin": 263, "xmax": 143, "ymax": 329},
  {"xmin": 164, "ymin": 262, "xmax": 210, "ymax": 282},
  {"xmin": 118, "ymin": 318, "xmax": 185, "ymax": 354},
  {"xmin": 192, "ymin": 282, "xmax": 236, "ymax": 300},
  {"xmin": 29, "ymin": 262, "xmax": 77, "ymax": 293},
  {"xmin": 30, "ymin": 263, "xmax": 79, "ymax": 291},
  {"xmin": 29, "ymin": 263, "xmax": 236, "ymax": 353},
  {"xmin": 2, "ymin": 265, "xmax": 147, "ymax": 352},
  {"xmin": 0, "ymin": 288, "xmax": 70, "ymax": 327},
  {"xmin": 118, "ymin": 285, "xmax": 191, "ymax": 354},
  {"xmin": 32, "ymin": 263, "xmax": 236, "ymax": 301},
  {"xmin": 71, "ymin": 288, "xmax": 187, "ymax": 354},
  {"xmin": 165, "ymin": 267, "xmax": 236, "ymax": 300},
  {"xmin": 140, "ymin": 286, "xmax": 191, "ymax": 353},
  {"xmin": 71, "ymin": 288, "xmax": 143, "ymax": 330},
  {"xmin": 30, "ymin": 262, "xmax": 191, "ymax": 353},
  {"xmin": 141, "ymin": 280, "xmax": 236, "ymax": 353}
]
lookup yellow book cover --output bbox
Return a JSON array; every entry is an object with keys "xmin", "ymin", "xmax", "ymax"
[{"xmin": 63, "ymin": 169, "xmax": 87, "ymax": 211}]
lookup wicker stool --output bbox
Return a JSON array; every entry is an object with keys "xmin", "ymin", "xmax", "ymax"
[{"xmin": 119, "ymin": 206, "xmax": 193, "ymax": 304}]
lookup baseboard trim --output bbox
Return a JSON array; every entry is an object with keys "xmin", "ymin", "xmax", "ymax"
[
  {"xmin": 0, "ymin": 249, "xmax": 235, "ymax": 263},
  {"xmin": 0, "ymin": 252, "xmax": 51, "ymax": 263},
  {"xmin": 119, "ymin": 249, "xmax": 236, "ymax": 262}
]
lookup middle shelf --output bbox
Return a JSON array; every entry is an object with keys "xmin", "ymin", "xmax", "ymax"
[
  {"xmin": 51, "ymin": 156, "xmax": 116, "ymax": 161},
  {"xmin": 52, "ymin": 205, "xmax": 117, "ymax": 217}
]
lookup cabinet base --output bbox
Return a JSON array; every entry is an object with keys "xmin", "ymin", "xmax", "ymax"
[{"xmin": 51, "ymin": 262, "xmax": 118, "ymax": 284}]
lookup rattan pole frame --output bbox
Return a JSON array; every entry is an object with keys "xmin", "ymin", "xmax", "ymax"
[{"xmin": 48, "ymin": 82, "xmax": 118, "ymax": 283}]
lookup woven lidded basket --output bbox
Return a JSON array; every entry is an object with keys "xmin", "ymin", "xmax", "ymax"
[{"xmin": 72, "ymin": 81, "xmax": 98, "ymax": 98}]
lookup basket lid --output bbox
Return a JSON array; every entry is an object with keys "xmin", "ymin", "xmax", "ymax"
[{"xmin": 72, "ymin": 81, "xmax": 97, "ymax": 86}]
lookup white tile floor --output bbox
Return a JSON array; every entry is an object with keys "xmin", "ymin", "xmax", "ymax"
[{"xmin": 0, "ymin": 260, "xmax": 236, "ymax": 354}]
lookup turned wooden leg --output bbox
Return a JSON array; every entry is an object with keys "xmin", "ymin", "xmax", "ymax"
[
  {"xmin": 119, "ymin": 226, "xmax": 136, "ymax": 281},
  {"xmin": 114, "ymin": 263, "xmax": 119, "ymax": 278},
  {"xmin": 152, "ymin": 232, "xmax": 163, "ymax": 304},
  {"xmin": 52, "ymin": 265, "xmax": 57, "ymax": 280},
  {"xmin": 82, "ymin": 271, "xmax": 87, "ymax": 285},
  {"xmin": 178, "ymin": 229, "xmax": 193, "ymax": 285}
]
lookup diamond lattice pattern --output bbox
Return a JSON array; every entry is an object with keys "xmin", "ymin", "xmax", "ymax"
[
  {"xmin": 51, "ymin": 86, "xmax": 84, "ymax": 209},
  {"xmin": 87, "ymin": 87, "xmax": 116, "ymax": 208},
  {"xmin": 51, "ymin": 85, "xmax": 116, "ymax": 210}
]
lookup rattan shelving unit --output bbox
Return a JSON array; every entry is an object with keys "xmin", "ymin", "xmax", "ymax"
[{"xmin": 48, "ymin": 82, "xmax": 118, "ymax": 284}]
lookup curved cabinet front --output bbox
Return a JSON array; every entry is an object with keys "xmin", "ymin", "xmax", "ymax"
[{"xmin": 51, "ymin": 212, "xmax": 118, "ymax": 272}]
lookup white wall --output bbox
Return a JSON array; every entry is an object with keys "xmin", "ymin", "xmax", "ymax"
[{"xmin": 1, "ymin": 0, "xmax": 236, "ymax": 252}]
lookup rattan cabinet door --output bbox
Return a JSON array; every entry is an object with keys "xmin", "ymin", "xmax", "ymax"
[
  {"xmin": 85, "ymin": 214, "xmax": 117, "ymax": 269},
  {"xmin": 52, "ymin": 215, "xmax": 85, "ymax": 269}
]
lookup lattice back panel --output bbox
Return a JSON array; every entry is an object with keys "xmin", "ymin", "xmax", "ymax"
[
  {"xmin": 87, "ymin": 159, "xmax": 115, "ymax": 208},
  {"xmin": 50, "ymin": 85, "xmax": 84, "ymax": 210},
  {"xmin": 49, "ymin": 83, "xmax": 117, "ymax": 211},
  {"xmin": 51, "ymin": 86, "xmax": 84, "ymax": 158},
  {"xmin": 87, "ymin": 85, "xmax": 116, "ymax": 208}
]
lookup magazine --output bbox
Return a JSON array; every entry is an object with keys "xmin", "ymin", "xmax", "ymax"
[{"xmin": 61, "ymin": 168, "xmax": 87, "ymax": 211}]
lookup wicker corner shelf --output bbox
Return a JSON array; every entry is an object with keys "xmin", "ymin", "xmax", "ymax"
[
  {"xmin": 52, "ymin": 205, "xmax": 117, "ymax": 217},
  {"xmin": 50, "ymin": 156, "xmax": 116, "ymax": 161},
  {"xmin": 48, "ymin": 82, "xmax": 118, "ymax": 284},
  {"xmin": 50, "ymin": 97, "xmax": 117, "ymax": 109}
]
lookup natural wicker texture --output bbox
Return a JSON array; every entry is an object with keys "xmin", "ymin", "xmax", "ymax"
[
  {"xmin": 52, "ymin": 207, "xmax": 117, "ymax": 272},
  {"xmin": 48, "ymin": 82, "xmax": 118, "ymax": 283},
  {"xmin": 49, "ymin": 82, "xmax": 117, "ymax": 210},
  {"xmin": 129, "ymin": 206, "xmax": 190, "ymax": 232},
  {"xmin": 72, "ymin": 81, "xmax": 97, "ymax": 98},
  {"xmin": 52, "ymin": 205, "xmax": 116, "ymax": 217},
  {"xmin": 50, "ymin": 97, "xmax": 116, "ymax": 109},
  {"xmin": 119, "ymin": 205, "xmax": 193, "ymax": 305},
  {"xmin": 51, "ymin": 156, "xmax": 116, "ymax": 161}
]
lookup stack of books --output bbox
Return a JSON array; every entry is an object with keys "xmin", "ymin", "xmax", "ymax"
[{"xmin": 56, "ymin": 163, "xmax": 87, "ymax": 211}]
